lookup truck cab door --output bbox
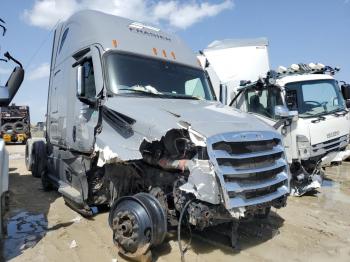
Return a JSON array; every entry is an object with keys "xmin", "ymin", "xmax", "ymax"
[
  {"xmin": 70, "ymin": 46, "xmax": 103, "ymax": 153},
  {"xmin": 233, "ymin": 87, "xmax": 294, "ymax": 163}
]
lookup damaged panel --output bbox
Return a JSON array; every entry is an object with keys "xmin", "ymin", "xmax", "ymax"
[{"xmin": 207, "ymin": 131, "xmax": 289, "ymax": 210}]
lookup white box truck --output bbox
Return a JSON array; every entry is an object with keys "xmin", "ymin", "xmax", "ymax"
[
  {"xmin": 26, "ymin": 11, "xmax": 290, "ymax": 259},
  {"xmin": 199, "ymin": 38, "xmax": 350, "ymax": 196}
]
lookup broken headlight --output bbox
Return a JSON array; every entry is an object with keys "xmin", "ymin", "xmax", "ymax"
[{"xmin": 296, "ymin": 134, "xmax": 311, "ymax": 160}]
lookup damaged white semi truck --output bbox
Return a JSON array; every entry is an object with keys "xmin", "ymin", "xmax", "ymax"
[
  {"xmin": 26, "ymin": 11, "xmax": 290, "ymax": 258},
  {"xmin": 199, "ymin": 38, "xmax": 350, "ymax": 196}
]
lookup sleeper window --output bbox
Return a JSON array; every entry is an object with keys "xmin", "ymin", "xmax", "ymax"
[{"xmin": 59, "ymin": 28, "xmax": 69, "ymax": 53}]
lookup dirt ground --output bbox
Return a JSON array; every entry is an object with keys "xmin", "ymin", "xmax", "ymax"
[{"xmin": 1, "ymin": 145, "xmax": 350, "ymax": 262}]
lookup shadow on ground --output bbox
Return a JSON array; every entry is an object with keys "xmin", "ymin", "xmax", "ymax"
[
  {"xmin": 0, "ymin": 169, "xmax": 71, "ymax": 261},
  {"xmin": 153, "ymin": 210, "xmax": 285, "ymax": 260}
]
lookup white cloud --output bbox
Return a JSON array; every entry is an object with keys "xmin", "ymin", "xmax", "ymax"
[
  {"xmin": 28, "ymin": 62, "xmax": 50, "ymax": 80},
  {"xmin": 22, "ymin": 0, "xmax": 78, "ymax": 29},
  {"xmin": 154, "ymin": 1, "xmax": 233, "ymax": 29},
  {"xmin": 22, "ymin": 0, "xmax": 233, "ymax": 30}
]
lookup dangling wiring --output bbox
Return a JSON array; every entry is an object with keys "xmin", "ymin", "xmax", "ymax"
[{"xmin": 178, "ymin": 198, "xmax": 194, "ymax": 262}]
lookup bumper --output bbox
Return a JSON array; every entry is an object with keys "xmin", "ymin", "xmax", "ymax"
[
  {"xmin": 321, "ymin": 149, "xmax": 350, "ymax": 167},
  {"xmin": 2, "ymin": 133, "xmax": 28, "ymax": 143}
]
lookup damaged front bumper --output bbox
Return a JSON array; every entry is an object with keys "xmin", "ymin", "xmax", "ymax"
[
  {"xmin": 290, "ymin": 149, "xmax": 350, "ymax": 197},
  {"xmin": 181, "ymin": 131, "xmax": 290, "ymax": 222},
  {"xmin": 320, "ymin": 149, "xmax": 350, "ymax": 167},
  {"xmin": 290, "ymin": 170, "xmax": 323, "ymax": 197}
]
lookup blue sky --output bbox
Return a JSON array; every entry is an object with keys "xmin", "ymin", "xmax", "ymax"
[{"xmin": 0, "ymin": 0, "xmax": 349, "ymax": 123}]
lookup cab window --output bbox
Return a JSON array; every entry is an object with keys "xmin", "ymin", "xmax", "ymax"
[
  {"xmin": 59, "ymin": 28, "xmax": 69, "ymax": 53},
  {"xmin": 245, "ymin": 87, "xmax": 283, "ymax": 119},
  {"xmin": 82, "ymin": 60, "xmax": 96, "ymax": 98}
]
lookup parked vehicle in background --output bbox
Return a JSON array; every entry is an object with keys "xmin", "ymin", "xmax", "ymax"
[
  {"xmin": 36, "ymin": 121, "xmax": 45, "ymax": 131},
  {"xmin": 27, "ymin": 11, "xmax": 290, "ymax": 259},
  {"xmin": 1, "ymin": 104, "xmax": 31, "ymax": 144},
  {"xmin": 0, "ymin": 17, "xmax": 25, "ymax": 237},
  {"xmin": 199, "ymin": 38, "xmax": 350, "ymax": 196}
]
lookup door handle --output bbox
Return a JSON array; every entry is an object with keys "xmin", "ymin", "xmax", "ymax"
[{"xmin": 73, "ymin": 126, "xmax": 76, "ymax": 142}]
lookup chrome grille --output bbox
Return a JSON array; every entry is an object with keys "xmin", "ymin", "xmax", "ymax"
[
  {"xmin": 311, "ymin": 135, "xmax": 348, "ymax": 155},
  {"xmin": 207, "ymin": 131, "xmax": 289, "ymax": 209}
]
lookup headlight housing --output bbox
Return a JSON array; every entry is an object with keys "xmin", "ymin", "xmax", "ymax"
[{"xmin": 296, "ymin": 134, "xmax": 311, "ymax": 160}]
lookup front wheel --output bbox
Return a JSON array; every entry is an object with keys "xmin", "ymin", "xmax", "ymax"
[{"xmin": 31, "ymin": 141, "xmax": 47, "ymax": 178}]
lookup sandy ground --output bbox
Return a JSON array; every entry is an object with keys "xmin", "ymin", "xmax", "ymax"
[{"xmin": 1, "ymin": 144, "xmax": 350, "ymax": 262}]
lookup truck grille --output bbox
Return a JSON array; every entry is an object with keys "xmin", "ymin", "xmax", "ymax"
[
  {"xmin": 311, "ymin": 135, "xmax": 348, "ymax": 155},
  {"xmin": 207, "ymin": 131, "xmax": 289, "ymax": 209}
]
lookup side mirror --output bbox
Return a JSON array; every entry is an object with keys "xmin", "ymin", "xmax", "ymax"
[
  {"xmin": 345, "ymin": 100, "xmax": 350, "ymax": 109},
  {"xmin": 275, "ymin": 105, "xmax": 298, "ymax": 121},
  {"xmin": 0, "ymin": 86, "xmax": 10, "ymax": 105},
  {"xmin": 219, "ymin": 83, "xmax": 228, "ymax": 105},
  {"xmin": 341, "ymin": 83, "xmax": 350, "ymax": 100},
  {"xmin": 76, "ymin": 65, "xmax": 84, "ymax": 97},
  {"xmin": 0, "ymin": 66, "xmax": 24, "ymax": 106},
  {"xmin": 274, "ymin": 105, "xmax": 290, "ymax": 117}
]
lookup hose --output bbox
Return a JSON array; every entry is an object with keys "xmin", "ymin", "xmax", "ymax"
[{"xmin": 178, "ymin": 198, "xmax": 194, "ymax": 262}]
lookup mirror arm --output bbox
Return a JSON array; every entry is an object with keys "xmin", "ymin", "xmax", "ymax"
[
  {"xmin": 72, "ymin": 56, "xmax": 89, "ymax": 68},
  {"xmin": 0, "ymin": 24, "xmax": 6, "ymax": 36},
  {"xmin": 4, "ymin": 52, "xmax": 23, "ymax": 68},
  {"xmin": 77, "ymin": 96, "xmax": 98, "ymax": 108},
  {"xmin": 229, "ymin": 89, "xmax": 243, "ymax": 106},
  {"xmin": 273, "ymin": 119, "xmax": 290, "ymax": 129}
]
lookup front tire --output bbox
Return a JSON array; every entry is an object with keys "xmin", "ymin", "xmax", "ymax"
[{"xmin": 31, "ymin": 141, "xmax": 47, "ymax": 178}]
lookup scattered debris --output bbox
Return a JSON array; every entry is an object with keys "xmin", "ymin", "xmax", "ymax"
[
  {"xmin": 71, "ymin": 216, "xmax": 82, "ymax": 223},
  {"xmin": 69, "ymin": 240, "xmax": 78, "ymax": 249}
]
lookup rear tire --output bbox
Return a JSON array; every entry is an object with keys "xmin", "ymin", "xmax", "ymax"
[{"xmin": 32, "ymin": 141, "xmax": 47, "ymax": 178}]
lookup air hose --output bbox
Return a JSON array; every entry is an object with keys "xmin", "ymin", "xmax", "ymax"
[{"xmin": 178, "ymin": 198, "xmax": 194, "ymax": 262}]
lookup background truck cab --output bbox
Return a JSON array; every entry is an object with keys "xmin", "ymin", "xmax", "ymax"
[{"xmin": 200, "ymin": 39, "xmax": 350, "ymax": 196}]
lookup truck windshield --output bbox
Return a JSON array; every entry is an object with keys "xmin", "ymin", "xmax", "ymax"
[
  {"xmin": 285, "ymin": 79, "xmax": 345, "ymax": 118},
  {"xmin": 105, "ymin": 52, "xmax": 215, "ymax": 100}
]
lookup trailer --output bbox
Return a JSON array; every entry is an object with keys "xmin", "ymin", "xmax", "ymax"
[{"xmin": 1, "ymin": 104, "xmax": 31, "ymax": 144}]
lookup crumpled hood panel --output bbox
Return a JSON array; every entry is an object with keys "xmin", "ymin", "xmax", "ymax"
[{"xmin": 103, "ymin": 96, "xmax": 273, "ymax": 139}]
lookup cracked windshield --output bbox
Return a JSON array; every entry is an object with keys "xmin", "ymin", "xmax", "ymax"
[{"xmin": 106, "ymin": 52, "xmax": 214, "ymax": 100}]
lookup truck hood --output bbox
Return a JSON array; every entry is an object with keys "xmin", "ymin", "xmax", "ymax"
[
  {"xmin": 298, "ymin": 115, "xmax": 350, "ymax": 145},
  {"xmin": 103, "ymin": 96, "xmax": 274, "ymax": 139}
]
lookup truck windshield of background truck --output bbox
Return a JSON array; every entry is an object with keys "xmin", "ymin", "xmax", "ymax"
[
  {"xmin": 105, "ymin": 52, "xmax": 215, "ymax": 100},
  {"xmin": 285, "ymin": 79, "xmax": 345, "ymax": 118},
  {"xmin": 244, "ymin": 86, "xmax": 284, "ymax": 119}
]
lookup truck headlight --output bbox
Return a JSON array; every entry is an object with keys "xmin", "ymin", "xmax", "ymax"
[{"xmin": 297, "ymin": 135, "xmax": 311, "ymax": 159}]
